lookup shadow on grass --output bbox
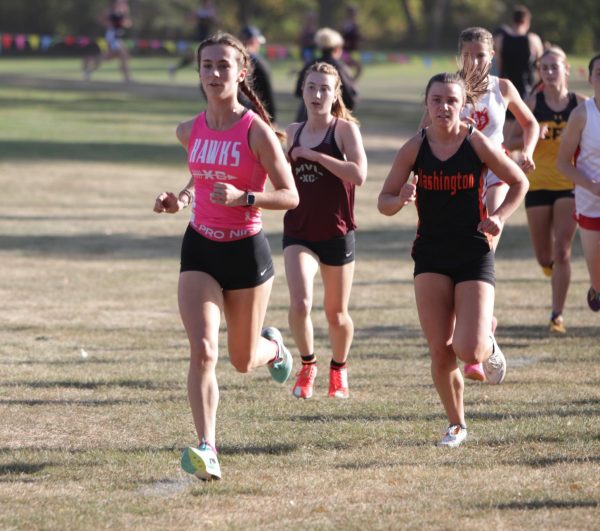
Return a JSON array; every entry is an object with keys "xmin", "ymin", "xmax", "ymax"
[
  {"xmin": 0, "ymin": 462, "xmax": 52, "ymax": 475},
  {"xmin": 0, "ymin": 396, "xmax": 179, "ymax": 406},
  {"xmin": 515, "ymin": 455, "xmax": 600, "ymax": 467},
  {"xmin": 0, "ymin": 379, "xmax": 182, "ymax": 390},
  {"xmin": 0, "ymin": 140, "xmax": 183, "ymax": 165},
  {"xmin": 496, "ymin": 499, "xmax": 598, "ymax": 510},
  {"xmin": 220, "ymin": 443, "xmax": 298, "ymax": 456}
]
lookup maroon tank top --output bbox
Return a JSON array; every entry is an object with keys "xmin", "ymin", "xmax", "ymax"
[{"xmin": 284, "ymin": 119, "xmax": 356, "ymax": 241}]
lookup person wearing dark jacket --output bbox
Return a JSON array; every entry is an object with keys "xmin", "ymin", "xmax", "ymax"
[
  {"xmin": 240, "ymin": 26, "xmax": 277, "ymax": 123},
  {"xmin": 294, "ymin": 28, "xmax": 358, "ymax": 122}
]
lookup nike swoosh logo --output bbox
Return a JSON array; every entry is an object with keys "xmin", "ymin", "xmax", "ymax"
[
  {"xmin": 345, "ymin": 251, "xmax": 353, "ymax": 257},
  {"xmin": 260, "ymin": 268, "xmax": 268, "ymax": 276}
]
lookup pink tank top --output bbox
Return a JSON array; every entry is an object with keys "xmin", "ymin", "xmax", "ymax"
[{"xmin": 187, "ymin": 110, "xmax": 266, "ymax": 241}]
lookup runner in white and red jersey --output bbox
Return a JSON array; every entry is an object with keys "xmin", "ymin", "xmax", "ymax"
[
  {"xmin": 154, "ymin": 32, "xmax": 298, "ymax": 481},
  {"xmin": 557, "ymin": 53, "xmax": 600, "ymax": 312}
]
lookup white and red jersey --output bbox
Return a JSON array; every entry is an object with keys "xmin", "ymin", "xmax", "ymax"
[
  {"xmin": 461, "ymin": 75, "xmax": 506, "ymax": 146},
  {"xmin": 187, "ymin": 110, "xmax": 267, "ymax": 241},
  {"xmin": 461, "ymin": 75, "xmax": 507, "ymax": 190},
  {"xmin": 575, "ymin": 98, "xmax": 600, "ymax": 218}
]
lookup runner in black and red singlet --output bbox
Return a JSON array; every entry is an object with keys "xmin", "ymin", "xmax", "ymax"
[{"xmin": 378, "ymin": 71, "xmax": 528, "ymax": 448}]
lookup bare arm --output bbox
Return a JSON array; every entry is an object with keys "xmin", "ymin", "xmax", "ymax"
[
  {"xmin": 503, "ymin": 92, "xmax": 536, "ymax": 150},
  {"xmin": 500, "ymin": 78, "xmax": 539, "ymax": 171},
  {"xmin": 377, "ymin": 135, "xmax": 422, "ymax": 216},
  {"xmin": 556, "ymin": 103, "xmax": 600, "ymax": 195},
  {"xmin": 289, "ymin": 120, "xmax": 367, "ymax": 186},
  {"xmin": 154, "ymin": 120, "xmax": 195, "ymax": 214},
  {"xmin": 249, "ymin": 120, "xmax": 299, "ymax": 210},
  {"xmin": 470, "ymin": 130, "xmax": 529, "ymax": 235}
]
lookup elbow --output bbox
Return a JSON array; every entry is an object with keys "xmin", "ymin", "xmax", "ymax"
[
  {"xmin": 377, "ymin": 197, "xmax": 394, "ymax": 216},
  {"xmin": 288, "ymin": 189, "xmax": 300, "ymax": 209},
  {"xmin": 355, "ymin": 172, "xmax": 367, "ymax": 187}
]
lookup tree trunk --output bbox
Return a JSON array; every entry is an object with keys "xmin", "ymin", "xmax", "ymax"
[
  {"xmin": 423, "ymin": 0, "xmax": 451, "ymax": 49},
  {"xmin": 399, "ymin": 0, "xmax": 417, "ymax": 42}
]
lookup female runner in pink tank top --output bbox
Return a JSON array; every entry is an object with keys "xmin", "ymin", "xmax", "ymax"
[
  {"xmin": 283, "ymin": 62, "xmax": 367, "ymax": 400},
  {"xmin": 153, "ymin": 32, "xmax": 298, "ymax": 481}
]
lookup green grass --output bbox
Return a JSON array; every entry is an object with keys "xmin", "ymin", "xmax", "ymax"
[{"xmin": 0, "ymin": 57, "xmax": 599, "ymax": 530}]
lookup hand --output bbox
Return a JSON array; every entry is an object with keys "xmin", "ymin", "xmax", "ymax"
[
  {"xmin": 477, "ymin": 214, "xmax": 504, "ymax": 236},
  {"xmin": 399, "ymin": 174, "xmax": 418, "ymax": 206},
  {"xmin": 516, "ymin": 151, "xmax": 535, "ymax": 173},
  {"xmin": 290, "ymin": 146, "xmax": 315, "ymax": 162},
  {"xmin": 210, "ymin": 182, "xmax": 245, "ymax": 206},
  {"xmin": 154, "ymin": 191, "xmax": 181, "ymax": 214}
]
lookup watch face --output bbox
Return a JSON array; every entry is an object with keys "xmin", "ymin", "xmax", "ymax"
[{"xmin": 247, "ymin": 192, "xmax": 256, "ymax": 206}]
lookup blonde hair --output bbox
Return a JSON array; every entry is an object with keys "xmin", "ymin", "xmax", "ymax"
[
  {"xmin": 302, "ymin": 62, "xmax": 358, "ymax": 123},
  {"xmin": 425, "ymin": 65, "xmax": 489, "ymax": 108},
  {"xmin": 458, "ymin": 26, "xmax": 494, "ymax": 54}
]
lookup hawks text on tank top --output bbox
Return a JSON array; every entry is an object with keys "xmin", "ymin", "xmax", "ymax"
[
  {"xmin": 187, "ymin": 109, "xmax": 267, "ymax": 242},
  {"xmin": 500, "ymin": 33, "xmax": 534, "ymax": 97},
  {"xmin": 528, "ymin": 91, "xmax": 578, "ymax": 191},
  {"xmin": 575, "ymin": 98, "xmax": 600, "ymax": 217},
  {"xmin": 461, "ymin": 76, "xmax": 506, "ymax": 146},
  {"xmin": 411, "ymin": 126, "xmax": 491, "ymax": 265},
  {"xmin": 284, "ymin": 118, "xmax": 356, "ymax": 241}
]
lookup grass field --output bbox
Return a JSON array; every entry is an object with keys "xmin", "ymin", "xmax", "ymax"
[{"xmin": 0, "ymin": 56, "xmax": 599, "ymax": 530}]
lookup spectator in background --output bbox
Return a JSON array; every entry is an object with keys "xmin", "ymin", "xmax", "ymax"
[
  {"xmin": 294, "ymin": 28, "xmax": 358, "ymax": 122},
  {"xmin": 339, "ymin": 4, "xmax": 363, "ymax": 80},
  {"xmin": 169, "ymin": 0, "xmax": 219, "ymax": 79},
  {"xmin": 240, "ymin": 26, "xmax": 277, "ymax": 123},
  {"xmin": 298, "ymin": 11, "xmax": 318, "ymax": 64},
  {"xmin": 493, "ymin": 5, "xmax": 544, "ymax": 135},
  {"xmin": 82, "ymin": 0, "xmax": 132, "ymax": 83}
]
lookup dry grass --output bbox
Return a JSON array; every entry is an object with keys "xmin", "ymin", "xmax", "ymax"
[{"xmin": 0, "ymin": 60, "xmax": 599, "ymax": 530}]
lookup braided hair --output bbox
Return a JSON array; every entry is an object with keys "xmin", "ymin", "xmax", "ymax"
[{"xmin": 196, "ymin": 32, "xmax": 282, "ymax": 138}]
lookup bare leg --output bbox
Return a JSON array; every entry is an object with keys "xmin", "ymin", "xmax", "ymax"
[
  {"xmin": 178, "ymin": 271, "xmax": 223, "ymax": 448},
  {"xmin": 321, "ymin": 261, "xmax": 355, "ymax": 364},
  {"xmin": 551, "ymin": 198, "xmax": 577, "ymax": 314},
  {"xmin": 414, "ymin": 273, "xmax": 464, "ymax": 427},
  {"xmin": 579, "ymin": 227, "xmax": 600, "ymax": 292},
  {"xmin": 223, "ymin": 277, "xmax": 278, "ymax": 372},
  {"xmin": 284, "ymin": 245, "xmax": 319, "ymax": 357}
]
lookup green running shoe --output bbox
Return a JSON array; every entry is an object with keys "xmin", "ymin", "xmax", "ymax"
[
  {"xmin": 262, "ymin": 327, "xmax": 293, "ymax": 384},
  {"xmin": 181, "ymin": 440, "xmax": 221, "ymax": 481}
]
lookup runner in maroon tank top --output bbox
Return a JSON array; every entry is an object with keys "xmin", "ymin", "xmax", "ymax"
[{"xmin": 284, "ymin": 62, "xmax": 367, "ymax": 399}]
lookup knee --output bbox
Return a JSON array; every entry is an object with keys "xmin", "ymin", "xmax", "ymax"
[
  {"xmin": 324, "ymin": 308, "xmax": 350, "ymax": 329},
  {"xmin": 429, "ymin": 343, "xmax": 454, "ymax": 368},
  {"xmin": 189, "ymin": 340, "xmax": 218, "ymax": 371},
  {"xmin": 453, "ymin": 336, "xmax": 490, "ymax": 364},
  {"xmin": 289, "ymin": 297, "xmax": 311, "ymax": 319},
  {"xmin": 554, "ymin": 245, "xmax": 571, "ymax": 265},
  {"xmin": 228, "ymin": 351, "xmax": 254, "ymax": 374}
]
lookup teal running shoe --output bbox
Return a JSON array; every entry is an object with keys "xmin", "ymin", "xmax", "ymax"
[
  {"xmin": 181, "ymin": 440, "xmax": 221, "ymax": 481},
  {"xmin": 262, "ymin": 327, "xmax": 293, "ymax": 384}
]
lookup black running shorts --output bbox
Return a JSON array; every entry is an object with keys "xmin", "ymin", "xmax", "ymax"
[
  {"xmin": 180, "ymin": 225, "xmax": 274, "ymax": 290},
  {"xmin": 282, "ymin": 231, "xmax": 355, "ymax": 266}
]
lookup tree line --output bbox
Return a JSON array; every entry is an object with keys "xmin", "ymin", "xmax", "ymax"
[{"xmin": 0, "ymin": 0, "xmax": 597, "ymax": 53}]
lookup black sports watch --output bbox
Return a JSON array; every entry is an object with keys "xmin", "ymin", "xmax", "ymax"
[{"xmin": 245, "ymin": 191, "xmax": 256, "ymax": 206}]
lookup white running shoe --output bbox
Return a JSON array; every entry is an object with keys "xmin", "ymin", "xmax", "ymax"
[
  {"xmin": 483, "ymin": 335, "xmax": 506, "ymax": 384},
  {"xmin": 438, "ymin": 424, "xmax": 468, "ymax": 448}
]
